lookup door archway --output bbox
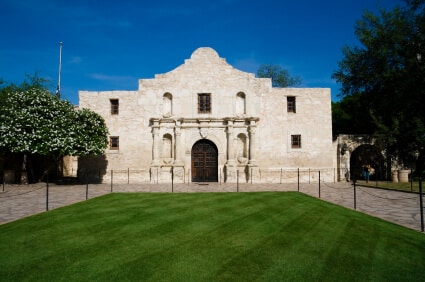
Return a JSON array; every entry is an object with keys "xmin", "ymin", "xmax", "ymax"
[
  {"xmin": 191, "ymin": 139, "xmax": 218, "ymax": 182},
  {"xmin": 350, "ymin": 144, "xmax": 386, "ymax": 181}
]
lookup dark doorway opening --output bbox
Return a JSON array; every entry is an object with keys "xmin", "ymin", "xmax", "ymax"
[
  {"xmin": 350, "ymin": 144, "xmax": 386, "ymax": 181},
  {"xmin": 191, "ymin": 139, "xmax": 218, "ymax": 182}
]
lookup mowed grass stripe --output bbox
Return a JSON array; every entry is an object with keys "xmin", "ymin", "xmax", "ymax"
[{"xmin": 0, "ymin": 192, "xmax": 424, "ymax": 281}]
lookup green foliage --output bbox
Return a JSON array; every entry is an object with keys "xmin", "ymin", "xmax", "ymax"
[
  {"xmin": 0, "ymin": 73, "xmax": 51, "ymax": 100},
  {"xmin": 1, "ymin": 192, "xmax": 424, "ymax": 281},
  {"xmin": 332, "ymin": 0, "xmax": 425, "ymax": 170},
  {"xmin": 73, "ymin": 108, "xmax": 109, "ymax": 155},
  {"xmin": 0, "ymin": 76, "xmax": 108, "ymax": 157},
  {"xmin": 257, "ymin": 64, "xmax": 302, "ymax": 87},
  {"xmin": 332, "ymin": 94, "xmax": 375, "ymax": 136}
]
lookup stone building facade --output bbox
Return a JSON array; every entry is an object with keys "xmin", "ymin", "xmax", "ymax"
[
  {"xmin": 334, "ymin": 134, "xmax": 410, "ymax": 183},
  {"xmin": 77, "ymin": 47, "xmax": 334, "ymax": 183}
]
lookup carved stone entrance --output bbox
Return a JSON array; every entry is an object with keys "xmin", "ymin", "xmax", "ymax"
[
  {"xmin": 336, "ymin": 135, "xmax": 388, "ymax": 181},
  {"xmin": 191, "ymin": 140, "xmax": 218, "ymax": 182}
]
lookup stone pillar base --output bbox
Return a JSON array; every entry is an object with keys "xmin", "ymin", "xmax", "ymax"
[
  {"xmin": 20, "ymin": 171, "xmax": 28, "ymax": 184},
  {"xmin": 391, "ymin": 170, "xmax": 399, "ymax": 183},
  {"xmin": 248, "ymin": 165, "xmax": 260, "ymax": 183},
  {"xmin": 150, "ymin": 166, "xmax": 160, "ymax": 183},
  {"xmin": 172, "ymin": 165, "xmax": 185, "ymax": 183},
  {"xmin": 339, "ymin": 169, "xmax": 350, "ymax": 182},
  {"xmin": 398, "ymin": 169, "xmax": 409, "ymax": 183},
  {"xmin": 150, "ymin": 165, "xmax": 186, "ymax": 183},
  {"xmin": 224, "ymin": 164, "xmax": 237, "ymax": 183}
]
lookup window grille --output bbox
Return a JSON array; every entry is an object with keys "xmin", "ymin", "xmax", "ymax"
[
  {"xmin": 110, "ymin": 99, "xmax": 119, "ymax": 115},
  {"xmin": 287, "ymin": 96, "xmax": 296, "ymax": 113},
  {"xmin": 291, "ymin": 134, "xmax": 301, "ymax": 148},
  {"xmin": 110, "ymin": 136, "xmax": 119, "ymax": 150},
  {"xmin": 198, "ymin": 93, "xmax": 211, "ymax": 113}
]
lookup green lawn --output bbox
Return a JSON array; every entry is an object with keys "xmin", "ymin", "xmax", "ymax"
[
  {"xmin": 1, "ymin": 192, "xmax": 424, "ymax": 281},
  {"xmin": 355, "ymin": 180, "xmax": 422, "ymax": 192}
]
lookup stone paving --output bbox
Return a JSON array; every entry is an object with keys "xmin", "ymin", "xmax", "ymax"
[{"xmin": 0, "ymin": 181, "xmax": 423, "ymax": 233}]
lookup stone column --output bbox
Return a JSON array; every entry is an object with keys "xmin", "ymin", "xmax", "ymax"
[
  {"xmin": 151, "ymin": 123, "xmax": 160, "ymax": 166},
  {"xmin": 174, "ymin": 124, "xmax": 183, "ymax": 165},
  {"xmin": 248, "ymin": 121, "xmax": 260, "ymax": 183},
  {"xmin": 226, "ymin": 120, "xmax": 235, "ymax": 165},
  {"xmin": 224, "ymin": 120, "xmax": 237, "ymax": 182},
  {"xmin": 248, "ymin": 124, "xmax": 257, "ymax": 165},
  {"xmin": 340, "ymin": 149, "xmax": 350, "ymax": 182}
]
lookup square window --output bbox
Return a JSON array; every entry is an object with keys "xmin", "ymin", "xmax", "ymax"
[
  {"xmin": 110, "ymin": 136, "xmax": 119, "ymax": 150},
  {"xmin": 291, "ymin": 135, "xmax": 301, "ymax": 148},
  {"xmin": 287, "ymin": 96, "xmax": 296, "ymax": 113},
  {"xmin": 110, "ymin": 99, "xmax": 119, "ymax": 115},
  {"xmin": 198, "ymin": 93, "xmax": 211, "ymax": 113}
]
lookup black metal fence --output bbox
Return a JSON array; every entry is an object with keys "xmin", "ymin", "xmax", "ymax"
[
  {"xmin": 61, "ymin": 167, "xmax": 339, "ymax": 185},
  {"xmin": 0, "ymin": 172, "xmax": 423, "ymax": 232}
]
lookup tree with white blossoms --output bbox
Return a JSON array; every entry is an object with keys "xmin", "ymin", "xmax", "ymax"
[{"xmin": 0, "ymin": 76, "xmax": 108, "ymax": 182}]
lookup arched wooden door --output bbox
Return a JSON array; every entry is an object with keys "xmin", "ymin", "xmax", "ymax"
[{"xmin": 191, "ymin": 140, "xmax": 218, "ymax": 182}]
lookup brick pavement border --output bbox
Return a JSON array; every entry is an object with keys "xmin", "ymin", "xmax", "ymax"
[{"xmin": 0, "ymin": 182, "xmax": 423, "ymax": 232}]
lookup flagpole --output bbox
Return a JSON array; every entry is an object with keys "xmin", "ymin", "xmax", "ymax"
[{"xmin": 57, "ymin": 41, "xmax": 62, "ymax": 98}]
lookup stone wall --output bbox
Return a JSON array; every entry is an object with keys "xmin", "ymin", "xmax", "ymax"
[{"xmin": 77, "ymin": 47, "xmax": 334, "ymax": 183}]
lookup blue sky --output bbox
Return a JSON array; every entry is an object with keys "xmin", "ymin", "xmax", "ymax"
[{"xmin": 1, "ymin": 0, "xmax": 401, "ymax": 104}]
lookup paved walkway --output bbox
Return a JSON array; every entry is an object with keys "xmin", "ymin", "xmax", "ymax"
[{"xmin": 0, "ymin": 181, "xmax": 423, "ymax": 232}]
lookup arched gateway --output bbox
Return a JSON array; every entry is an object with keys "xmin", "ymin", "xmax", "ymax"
[
  {"xmin": 336, "ymin": 135, "xmax": 388, "ymax": 181},
  {"xmin": 191, "ymin": 140, "xmax": 218, "ymax": 182}
]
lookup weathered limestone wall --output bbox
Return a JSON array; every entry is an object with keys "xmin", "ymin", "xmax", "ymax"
[
  {"xmin": 76, "ymin": 47, "xmax": 334, "ymax": 183},
  {"xmin": 79, "ymin": 90, "xmax": 151, "ymax": 165},
  {"xmin": 139, "ymin": 48, "xmax": 266, "ymax": 119},
  {"xmin": 259, "ymin": 87, "xmax": 333, "ymax": 167}
]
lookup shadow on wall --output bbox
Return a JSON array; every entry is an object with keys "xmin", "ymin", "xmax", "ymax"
[
  {"xmin": 77, "ymin": 155, "xmax": 108, "ymax": 183},
  {"xmin": 0, "ymin": 153, "xmax": 22, "ymax": 183},
  {"xmin": 1, "ymin": 153, "xmax": 60, "ymax": 184}
]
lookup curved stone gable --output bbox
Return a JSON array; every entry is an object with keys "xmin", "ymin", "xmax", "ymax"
[
  {"xmin": 152, "ymin": 47, "xmax": 258, "ymax": 85},
  {"xmin": 190, "ymin": 47, "xmax": 220, "ymax": 60}
]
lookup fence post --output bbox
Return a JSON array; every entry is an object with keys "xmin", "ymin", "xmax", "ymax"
[
  {"xmin": 353, "ymin": 175, "xmax": 357, "ymax": 210},
  {"xmin": 309, "ymin": 168, "xmax": 311, "ymax": 184},
  {"xmin": 297, "ymin": 168, "xmax": 300, "ymax": 192},
  {"xmin": 251, "ymin": 167, "xmax": 253, "ymax": 184},
  {"xmin": 86, "ymin": 174, "xmax": 89, "ymax": 200},
  {"xmin": 318, "ymin": 171, "xmax": 321, "ymax": 198},
  {"xmin": 237, "ymin": 170, "xmax": 239, "ymax": 192},
  {"xmin": 46, "ymin": 173, "xmax": 49, "ymax": 211},
  {"xmin": 171, "ymin": 167, "xmax": 174, "ymax": 193},
  {"xmin": 280, "ymin": 168, "xmax": 282, "ymax": 184},
  {"xmin": 334, "ymin": 167, "xmax": 336, "ymax": 183},
  {"xmin": 111, "ymin": 170, "xmax": 113, "ymax": 193},
  {"xmin": 419, "ymin": 178, "xmax": 424, "ymax": 232},
  {"xmin": 411, "ymin": 169, "xmax": 413, "ymax": 192}
]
